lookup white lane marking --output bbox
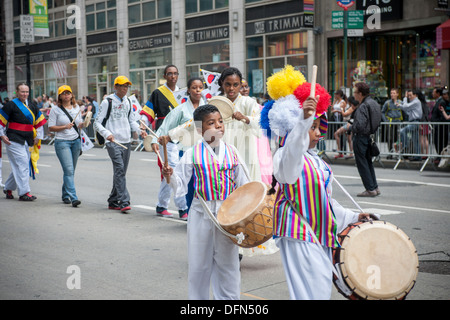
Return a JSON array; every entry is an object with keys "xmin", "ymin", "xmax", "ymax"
[
  {"xmin": 334, "ymin": 175, "xmax": 450, "ymax": 188},
  {"xmin": 140, "ymin": 159, "xmax": 157, "ymax": 162},
  {"xmin": 2, "ymin": 160, "xmax": 51, "ymax": 167},
  {"xmin": 134, "ymin": 205, "xmax": 186, "ymax": 224},
  {"xmin": 358, "ymin": 201, "xmax": 450, "ymax": 214}
]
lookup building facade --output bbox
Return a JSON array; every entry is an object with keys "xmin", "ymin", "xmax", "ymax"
[
  {"xmin": 2, "ymin": 0, "xmax": 449, "ymax": 105},
  {"xmin": 5, "ymin": 0, "xmax": 316, "ymax": 104}
]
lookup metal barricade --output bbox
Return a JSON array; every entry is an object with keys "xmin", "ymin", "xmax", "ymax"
[{"xmin": 324, "ymin": 121, "xmax": 450, "ymax": 171}]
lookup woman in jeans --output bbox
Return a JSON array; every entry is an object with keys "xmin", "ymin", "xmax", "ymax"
[{"xmin": 48, "ymin": 85, "xmax": 84, "ymax": 207}]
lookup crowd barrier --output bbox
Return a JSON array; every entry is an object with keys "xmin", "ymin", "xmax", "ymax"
[
  {"xmin": 325, "ymin": 121, "xmax": 450, "ymax": 172},
  {"xmin": 42, "ymin": 119, "xmax": 450, "ymax": 172}
]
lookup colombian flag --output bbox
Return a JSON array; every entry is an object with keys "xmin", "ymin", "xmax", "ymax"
[
  {"xmin": 140, "ymin": 101, "xmax": 155, "ymax": 124},
  {"xmin": 0, "ymin": 108, "xmax": 8, "ymax": 127}
]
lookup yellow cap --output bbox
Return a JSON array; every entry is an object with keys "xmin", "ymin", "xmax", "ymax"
[
  {"xmin": 58, "ymin": 85, "xmax": 72, "ymax": 96},
  {"xmin": 114, "ymin": 76, "xmax": 132, "ymax": 86}
]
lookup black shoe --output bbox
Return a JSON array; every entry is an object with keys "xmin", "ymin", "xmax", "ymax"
[
  {"xmin": 72, "ymin": 200, "xmax": 81, "ymax": 207},
  {"xmin": 120, "ymin": 203, "xmax": 131, "ymax": 213},
  {"xmin": 4, "ymin": 189, "xmax": 14, "ymax": 199},
  {"xmin": 178, "ymin": 209, "xmax": 188, "ymax": 220},
  {"xmin": 19, "ymin": 193, "xmax": 36, "ymax": 201},
  {"xmin": 108, "ymin": 201, "xmax": 121, "ymax": 210},
  {"xmin": 63, "ymin": 198, "xmax": 71, "ymax": 204}
]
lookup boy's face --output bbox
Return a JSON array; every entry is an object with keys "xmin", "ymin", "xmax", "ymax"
[
  {"xmin": 309, "ymin": 118, "xmax": 322, "ymax": 149},
  {"xmin": 200, "ymin": 111, "xmax": 224, "ymax": 145}
]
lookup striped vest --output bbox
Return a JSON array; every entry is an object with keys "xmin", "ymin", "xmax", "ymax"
[
  {"xmin": 192, "ymin": 142, "xmax": 239, "ymax": 201},
  {"xmin": 273, "ymin": 153, "xmax": 340, "ymax": 248}
]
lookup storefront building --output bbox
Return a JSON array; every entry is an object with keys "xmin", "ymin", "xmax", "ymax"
[
  {"xmin": 317, "ymin": 0, "xmax": 449, "ymax": 104},
  {"xmin": 5, "ymin": 0, "xmax": 317, "ymax": 104}
]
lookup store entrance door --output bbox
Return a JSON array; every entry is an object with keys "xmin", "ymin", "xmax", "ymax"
[
  {"xmin": 144, "ymin": 80, "xmax": 156, "ymax": 103},
  {"xmin": 98, "ymin": 84, "xmax": 108, "ymax": 102}
]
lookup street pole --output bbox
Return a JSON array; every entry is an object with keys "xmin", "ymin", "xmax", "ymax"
[
  {"xmin": 343, "ymin": 8, "xmax": 348, "ymax": 91},
  {"xmin": 26, "ymin": 42, "xmax": 31, "ymax": 88}
]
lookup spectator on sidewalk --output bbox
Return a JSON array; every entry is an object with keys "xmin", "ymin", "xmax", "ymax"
[
  {"xmin": 399, "ymin": 89, "xmax": 423, "ymax": 161},
  {"xmin": 351, "ymin": 82, "xmax": 381, "ymax": 197},
  {"xmin": 381, "ymin": 88, "xmax": 403, "ymax": 157}
]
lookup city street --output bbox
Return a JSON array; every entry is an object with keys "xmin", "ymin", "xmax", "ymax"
[{"xmin": 0, "ymin": 143, "xmax": 449, "ymax": 301}]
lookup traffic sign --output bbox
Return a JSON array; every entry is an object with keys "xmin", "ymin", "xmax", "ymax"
[
  {"xmin": 20, "ymin": 15, "xmax": 34, "ymax": 43},
  {"xmin": 332, "ymin": 10, "xmax": 364, "ymax": 29},
  {"xmin": 336, "ymin": 0, "xmax": 355, "ymax": 10}
]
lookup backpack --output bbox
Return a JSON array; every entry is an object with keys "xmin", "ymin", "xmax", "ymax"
[
  {"xmin": 95, "ymin": 98, "xmax": 112, "ymax": 146},
  {"xmin": 94, "ymin": 97, "xmax": 132, "ymax": 146}
]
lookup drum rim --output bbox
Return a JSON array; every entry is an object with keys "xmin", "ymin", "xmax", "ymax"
[
  {"xmin": 337, "ymin": 220, "xmax": 419, "ymax": 300},
  {"xmin": 208, "ymin": 96, "xmax": 234, "ymax": 119},
  {"xmin": 217, "ymin": 181, "xmax": 267, "ymax": 227},
  {"xmin": 83, "ymin": 111, "xmax": 92, "ymax": 127}
]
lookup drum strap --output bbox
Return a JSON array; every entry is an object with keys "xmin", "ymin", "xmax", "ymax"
[{"xmin": 198, "ymin": 196, "xmax": 245, "ymax": 245}]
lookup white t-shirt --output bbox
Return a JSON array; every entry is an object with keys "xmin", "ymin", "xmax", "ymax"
[{"xmin": 48, "ymin": 105, "xmax": 82, "ymax": 140}]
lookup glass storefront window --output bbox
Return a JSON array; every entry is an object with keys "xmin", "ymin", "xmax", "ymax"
[
  {"xmin": 157, "ymin": 0, "xmax": 171, "ymax": 18},
  {"xmin": 129, "ymin": 48, "xmax": 172, "ymax": 69},
  {"xmin": 247, "ymin": 36, "xmax": 263, "ymax": 59},
  {"xmin": 266, "ymin": 32, "xmax": 307, "ymax": 57},
  {"xmin": 186, "ymin": 40, "xmax": 229, "ymax": 64},
  {"xmin": 31, "ymin": 64, "xmax": 44, "ymax": 79},
  {"xmin": 87, "ymin": 55, "xmax": 118, "ymax": 75},
  {"xmin": 142, "ymin": 2, "xmax": 156, "ymax": 21}
]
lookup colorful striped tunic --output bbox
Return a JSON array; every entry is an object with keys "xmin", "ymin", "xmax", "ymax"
[
  {"xmin": 192, "ymin": 141, "xmax": 239, "ymax": 201},
  {"xmin": 273, "ymin": 153, "xmax": 340, "ymax": 248}
]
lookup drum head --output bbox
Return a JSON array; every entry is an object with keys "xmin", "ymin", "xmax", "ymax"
[
  {"xmin": 208, "ymin": 96, "xmax": 234, "ymax": 120},
  {"xmin": 217, "ymin": 181, "xmax": 267, "ymax": 226},
  {"xmin": 84, "ymin": 111, "xmax": 92, "ymax": 127},
  {"xmin": 339, "ymin": 221, "xmax": 419, "ymax": 300},
  {"xmin": 143, "ymin": 136, "xmax": 153, "ymax": 152}
]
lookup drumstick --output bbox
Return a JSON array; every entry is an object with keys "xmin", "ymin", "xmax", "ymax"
[
  {"xmin": 161, "ymin": 140, "xmax": 170, "ymax": 184},
  {"xmin": 308, "ymin": 65, "xmax": 318, "ymax": 117},
  {"xmin": 154, "ymin": 148, "xmax": 164, "ymax": 164},
  {"xmin": 139, "ymin": 120, "xmax": 159, "ymax": 139},
  {"xmin": 112, "ymin": 140, "xmax": 128, "ymax": 150},
  {"xmin": 72, "ymin": 108, "xmax": 82, "ymax": 124}
]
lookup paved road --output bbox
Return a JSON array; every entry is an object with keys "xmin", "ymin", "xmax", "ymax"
[{"xmin": 0, "ymin": 144, "xmax": 449, "ymax": 300}]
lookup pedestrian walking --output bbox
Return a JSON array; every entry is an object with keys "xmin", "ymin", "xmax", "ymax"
[
  {"xmin": 94, "ymin": 76, "xmax": 141, "ymax": 213},
  {"xmin": 0, "ymin": 83, "xmax": 46, "ymax": 201},
  {"xmin": 48, "ymin": 85, "xmax": 84, "ymax": 207},
  {"xmin": 351, "ymin": 82, "xmax": 382, "ymax": 197}
]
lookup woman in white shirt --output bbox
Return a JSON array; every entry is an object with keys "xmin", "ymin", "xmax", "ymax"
[{"xmin": 48, "ymin": 85, "xmax": 84, "ymax": 207}]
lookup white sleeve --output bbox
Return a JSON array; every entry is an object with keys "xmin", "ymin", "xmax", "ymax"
[
  {"xmin": 272, "ymin": 109, "xmax": 313, "ymax": 185},
  {"xmin": 331, "ymin": 198, "xmax": 360, "ymax": 234},
  {"xmin": 93, "ymin": 99, "xmax": 113, "ymax": 139},
  {"xmin": 169, "ymin": 149, "xmax": 194, "ymax": 199}
]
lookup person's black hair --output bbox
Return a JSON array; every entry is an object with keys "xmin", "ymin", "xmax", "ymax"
[
  {"xmin": 187, "ymin": 77, "xmax": 204, "ymax": 95},
  {"xmin": 434, "ymin": 87, "xmax": 443, "ymax": 96},
  {"xmin": 218, "ymin": 67, "xmax": 243, "ymax": 94},
  {"xmin": 193, "ymin": 104, "xmax": 220, "ymax": 122},
  {"xmin": 164, "ymin": 64, "xmax": 178, "ymax": 75},
  {"xmin": 347, "ymin": 96, "xmax": 359, "ymax": 107}
]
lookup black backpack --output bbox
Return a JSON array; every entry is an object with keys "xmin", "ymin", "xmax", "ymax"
[
  {"xmin": 95, "ymin": 98, "xmax": 112, "ymax": 146},
  {"xmin": 95, "ymin": 97, "xmax": 132, "ymax": 145}
]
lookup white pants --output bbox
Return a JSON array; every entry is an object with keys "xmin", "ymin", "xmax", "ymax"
[
  {"xmin": 4, "ymin": 141, "xmax": 31, "ymax": 196},
  {"xmin": 187, "ymin": 199, "xmax": 240, "ymax": 300},
  {"xmin": 157, "ymin": 142, "xmax": 187, "ymax": 210},
  {"xmin": 276, "ymin": 237, "xmax": 333, "ymax": 300}
]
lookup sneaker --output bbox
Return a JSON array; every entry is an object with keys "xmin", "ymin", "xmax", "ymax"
[
  {"xmin": 334, "ymin": 153, "xmax": 344, "ymax": 159},
  {"xmin": 72, "ymin": 200, "xmax": 81, "ymax": 207},
  {"xmin": 19, "ymin": 193, "xmax": 36, "ymax": 201},
  {"xmin": 108, "ymin": 201, "xmax": 121, "ymax": 210},
  {"xmin": 63, "ymin": 198, "xmax": 71, "ymax": 204},
  {"xmin": 156, "ymin": 206, "xmax": 173, "ymax": 217},
  {"xmin": 357, "ymin": 190, "xmax": 377, "ymax": 197},
  {"xmin": 376, "ymin": 188, "xmax": 381, "ymax": 195},
  {"xmin": 4, "ymin": 189, "xmax": 14, "ymax": 200},
  {"xmin": 344, "ymin": 154, "xmax": 354, "ymax": 159},
  {"xmin": 120, "ymin": 204, "xmax": 131, "ymax": 213},
  {"xmin": 179, "ymin": 209, "xmax": 188, "ymax": 221}
]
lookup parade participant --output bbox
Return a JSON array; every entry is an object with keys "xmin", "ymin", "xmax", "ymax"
[
  {"xmin": 162, "ymin": 105, "xmax": 250, "ymax": 300},
  {"xmin": 219, "ymin": 67, "xmax": 262, "ymax": 181},
  {"xmin": 48, "ymin": 85, "xmax": 84, "ymax": 207},
  {"xmin": 148, "ymin": 77, "xmax": 206, "ymax": 220},
  {"xmin": 266, "ymin": 65, "xmax": 371, "ymax": 300},
  {"xmin": 0, "ymin": 83, "xmax": 46, "ymax": 201},
  {"xmin": 94, "ymin": 76, "xmax": 141, "ymax": 213},
  {"xmin": 141, "ymin": 65, "xmax": 187, "ymax": 217}
]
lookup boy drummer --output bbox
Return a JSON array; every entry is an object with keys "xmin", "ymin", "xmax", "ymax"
[{"xmin": 162, "ymin": 105, "xmax": 249, "ymax": 300}]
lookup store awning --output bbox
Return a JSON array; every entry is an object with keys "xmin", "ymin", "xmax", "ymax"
[{"xmin": 437, "ymin": 19, "xmax": 450, "ymax": 50}]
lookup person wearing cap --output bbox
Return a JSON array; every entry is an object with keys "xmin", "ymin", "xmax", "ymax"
[
  {"xmin": 48, "ymin": 85, "xmax": 84, "ymax": 207},
  {"xmin": 94, "ymin": 75, "xmax": 141, "ymax": 213},
  {"xmin": 0, "ymin": 83, "xmax": 47, "ymax": 201}
]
